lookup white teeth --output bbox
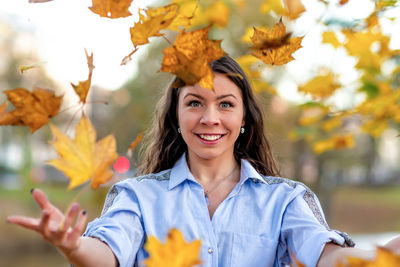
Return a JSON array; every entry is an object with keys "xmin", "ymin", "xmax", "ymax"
[{"xmin": 199, "ymin": 134, "xmax": 222, "ymax": 141}]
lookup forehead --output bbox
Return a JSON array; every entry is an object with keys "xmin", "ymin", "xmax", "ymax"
[{"xmin": 179, "ymin": 73, "xmax": 243, "ymax": 99}]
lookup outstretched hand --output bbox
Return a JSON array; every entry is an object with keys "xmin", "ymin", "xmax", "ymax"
[{"xmin": 7, "ymin": 188, "xmax": 87, "ymax": 257}]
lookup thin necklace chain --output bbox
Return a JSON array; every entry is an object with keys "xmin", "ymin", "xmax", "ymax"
[{"xmin": 204, "ymin": 164, "xmax": 239, "ymax": 198}]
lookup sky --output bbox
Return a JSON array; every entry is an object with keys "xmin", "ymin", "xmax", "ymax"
[
  {"xmin": 0, "ymin": 0, "xmax": 157, "ymax": 91},
  {"xmin": 0, "ymin": 0, "xmax": 399, "ymax": 101}
]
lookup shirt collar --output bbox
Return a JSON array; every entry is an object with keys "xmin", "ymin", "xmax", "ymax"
[
  {"xmin": 168, "ymin": 153, "xmax": 264, "ymax": 190},
  {"xmin": 168, "ymin": 153, "xmax": 197, "ymax": 190},
  {"xmin": 239, "ymin": 158, "xmax": 264, "ymax": 185}
]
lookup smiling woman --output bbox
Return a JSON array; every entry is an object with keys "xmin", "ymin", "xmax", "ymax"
[{"xmin": 7, "ymin": 56, "xmax": 400, "ymax": 267}]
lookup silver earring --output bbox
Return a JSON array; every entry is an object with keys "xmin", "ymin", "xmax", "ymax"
[
  {"xmin": 240, "ymin": 127, "xmax": 245, "ymax": 134},
  {"xmin": 178, "ymin": 127, "xmax": 181, "ymax": 134}
]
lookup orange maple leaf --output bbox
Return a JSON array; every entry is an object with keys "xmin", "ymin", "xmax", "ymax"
[
  {"xmin": 0, "ymin": 87, "xmax": 62, "ymax": 133},
  {"xmin": 47, "ymin": 115, "xmax": 118, "ymax": 190},
  {"xmin": 71, "ymin": 49, "xmax": 95, "ymax": 104},
  {"xmin": 250, "ymin": 20, "xmax": 303, "ymax": 66},
  {"xmin": 123, "ymin": 4, "xmax": 182, "ymax": 65},
  {"xmin": 143, "ymin": 228, "xmax": 202, "ymax": 267},
  {"xmin": 161, "ymin": 26, "xmax": 226, "ymax": 90},
  {"xmin": 89, "ymin": 0, "xmax": 133, "ymax": 19},
  {"xmin": 130, "ymin": 4, "xmax": 180, "ymax": 47},
  {"xmin": 336, "ymin": 246, "xmax": 400, "ymax": 266}
]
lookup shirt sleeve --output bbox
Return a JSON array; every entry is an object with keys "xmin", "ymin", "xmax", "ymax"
[
  {"xmin": 279, "ymin": 186, "xmax": 354, "ymax": 267},
  {"xmin": 84, "ymin": 182, "xmax": 145, "ymax": 267}
]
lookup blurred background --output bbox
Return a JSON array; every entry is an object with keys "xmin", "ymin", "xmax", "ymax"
[{"xmin": 1, "ymin": 0, "xmax": 400, "ymax": 266}]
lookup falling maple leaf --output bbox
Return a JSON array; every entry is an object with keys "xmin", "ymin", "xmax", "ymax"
[
  {"xmin": 283, "ymin": 0, "xmax": 306, "ymax": 20},
  {"xmin": 250, "ymin": 20, "xmax": 303, "ymax": 66},
  {"xmin": 47, "ymin": 115, "xmax": 118, "ymax": 189},
  {"xmin": 298, "ymin": 71, "xmax": 341, "ymax": 99},
  {"xmin": 336, "ymin": 246, "xmax": 400, "ymax": 266},
  {"xmin": 123, "ymin": 4, "xmax": 185, "ymax": 65},
  {"xmin": 161, "ymin": 26, "xmax": 226, "ymax": 90},
  {"xmin": 89, "ymin": 0, "xmax": 133, "ymax": 19},
  {"xmin": 0, "ymin": 87, "xmax": 62, "ymax": 133},
  {"xmin": 143, "ymin": 228, "xmax": 202, "ymax": 267},
  {"xmin": 71, "ymin": 49, "xmax": 95, "ymax": 104},
  {"xmin": 130, "ymin": 4, "xmax": 180, "ymax": 47}
]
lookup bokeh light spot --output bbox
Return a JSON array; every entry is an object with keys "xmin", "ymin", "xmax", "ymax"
[{"xmin": 113, "ymin": 156, "xmax": 130, "ymax": 173}]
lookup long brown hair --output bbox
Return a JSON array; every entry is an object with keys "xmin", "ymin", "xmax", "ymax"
[{"xmin": 137, "ymin": 56, "xmax": 280, "ymax": 176}]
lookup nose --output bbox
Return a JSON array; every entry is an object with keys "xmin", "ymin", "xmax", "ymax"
[{"xmin": 200, "ymin": 106, "xmax": 220, "ymax": 126}]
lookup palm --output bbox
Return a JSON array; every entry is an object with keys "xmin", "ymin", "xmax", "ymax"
[{"xmin": 7, "ymin": 189, "xmax": 87, "ymax": 253}]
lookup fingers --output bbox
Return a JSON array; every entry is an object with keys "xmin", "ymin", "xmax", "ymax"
[
  {"xmin": 60, "ymin": 203, "xmax": 80, "ymax": 233},
  {"xmin": 31, "ymin": 188, "xmax": 52, "ymax": 211},
  {"xmin": 38, "ymin": 210, "xmax": 51, "ymax": 239},
  {"xmin": 7, "ymin": 215, "xmax": 40, "ymax": 232},
  {"xmin": 69, "ymin": 210, "xmax": 88, "ymax": 243}
]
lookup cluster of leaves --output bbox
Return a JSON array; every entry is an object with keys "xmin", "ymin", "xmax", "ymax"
[
  {"xmin": 0, "ymin": 48, "xmax": 120, "ymax": 190},
  {"xmin": 284, "ymin": 0, "xmax": 400, "ymax": 154}
]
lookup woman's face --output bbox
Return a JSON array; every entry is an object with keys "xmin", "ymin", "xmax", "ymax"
[{"xmin": 177, "ymin": 73, "xmax": 245, "ymax": 162}]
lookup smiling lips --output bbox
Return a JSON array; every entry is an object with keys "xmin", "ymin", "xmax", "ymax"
[{"xmin": 197, "ymin": 134, "xmax": 224, "ymax": 141}]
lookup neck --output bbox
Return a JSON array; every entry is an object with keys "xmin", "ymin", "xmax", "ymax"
[{"xmin": 186, "ymin": 152, "xmax": 239, "ymax": 184}]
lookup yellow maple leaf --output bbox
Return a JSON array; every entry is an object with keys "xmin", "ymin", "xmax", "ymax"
[
  {"xmin": 161, "ymin": 26, "xmax": 226, "ymax": 90},
  {"xmin": 241, "ymin": 26, "xmax": 268, "ymax": 44},
  {"xmin": 143, "ymin": 228, "xmax": 202, "ymax": 267},
  {"xmin": 47, "ymin": 115, "xmax": 118, "ymax": 190},
  {"xmin": 250, "ymin": 20, "xmax": 303, "ymax": 66},
  {"xmin": 322, "ymin": 31, "xmax": 341, "ymax": 48},
  {"xmin": 338, "ymin": 246, "xmax": 400, "ymax": 266},
  {"xmin": 298, "ymin": 72, "xmax": 341, "ymax": 99},
  {"xmin": 0, "ymin": 87, "xmax": 62, "ymax": 133},
  {"xmin": 130, "ymin": 4, "xmax": 179, "ymax": 47},
  {"xmin": 89, "ymin": 0, "xmax": 133, "ymax": 19},
  {"xmin": 71, "ymin": 49, "xmax": 95, "ymax": 104},
  {"xmin": 283, "ymin": 0, "xmax": 306, "ymax": 20},
  {"xmin": 313, "ymin": 134, "xmax": 354, "ymax": 154}
]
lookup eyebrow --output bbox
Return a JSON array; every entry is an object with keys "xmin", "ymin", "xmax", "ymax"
[{"xmin": 183, "ymin": 93, "xmax": 237, "ymax": 100}]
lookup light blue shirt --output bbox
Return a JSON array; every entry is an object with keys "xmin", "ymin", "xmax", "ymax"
[{"xmin": 85, "ymin": 154, "xmax": 354, "ymax": 267}]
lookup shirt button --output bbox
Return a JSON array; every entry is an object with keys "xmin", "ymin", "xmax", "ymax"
[{"xmin": 208, "ymin": 248, "xmax": 213, "ymax": 254}]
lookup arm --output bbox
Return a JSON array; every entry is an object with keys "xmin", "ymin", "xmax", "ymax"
[{"xmin": 7, "ymin": 189, "xmax": 118, "ymax": 267}]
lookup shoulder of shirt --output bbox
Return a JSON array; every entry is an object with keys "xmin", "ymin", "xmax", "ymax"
[
  {"xmin": 251, "ymin": 175, "xmax": 310, "ymax": 192},
  {"xmin": 117, "ymin": 169, "xmax": 171, "ymax": 185},
  {"xmin": 135, "ymin": 169, "xmax": 171, "ymax": 181}
]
